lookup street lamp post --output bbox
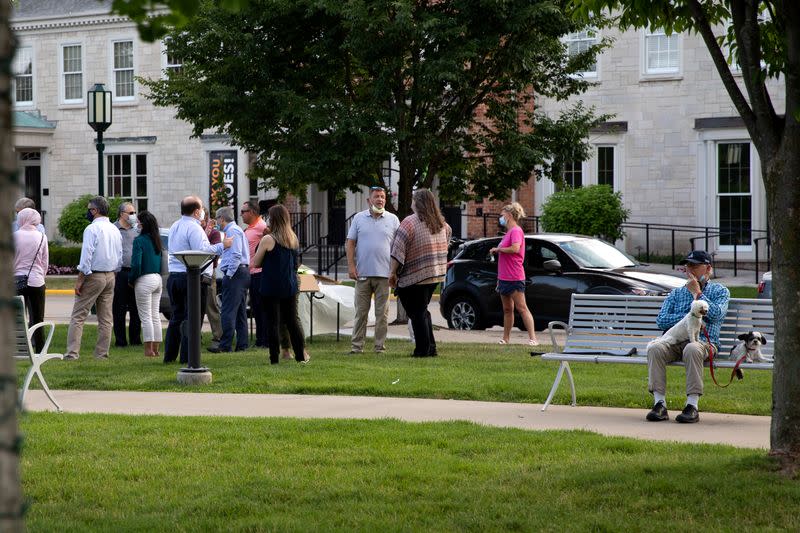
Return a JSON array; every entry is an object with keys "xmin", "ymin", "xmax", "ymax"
[
  {"xmin": 173, "ymin": 250, "xmax": 217, "ymax": 385},
  {"xmin": 87, "ymin": 83, "xmax": 113, "ymax": 196}
]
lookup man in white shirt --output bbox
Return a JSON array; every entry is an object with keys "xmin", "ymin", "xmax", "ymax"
[
  {"xmin": 65, "ymin": 196, "xmax": 123, "ymax": 360},
  {"xmin": 346, "ymin": 186, "xmax": 400, "ymax": 353},
  {"xmin": 164, "ymin": 196, "xmax": 225, "ymax": 364}
]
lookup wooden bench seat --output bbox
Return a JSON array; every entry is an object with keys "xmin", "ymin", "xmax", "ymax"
[{"xmin": 540, "ymin": 294, "xmax": 774, "ymax": 411}]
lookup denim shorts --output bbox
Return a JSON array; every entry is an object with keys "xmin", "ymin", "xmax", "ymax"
[{"xmin": 496, "ymin": 280, "xmax": 526, "ymax": 296}]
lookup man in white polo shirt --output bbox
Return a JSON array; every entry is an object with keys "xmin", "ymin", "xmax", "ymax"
[
  {"xmin": 65, "ymin": 196, "xmax": 123, "ymax": 360},
  {"xmin": 345, "ymin": 185, "xmax": 400, "ymax": 354}
]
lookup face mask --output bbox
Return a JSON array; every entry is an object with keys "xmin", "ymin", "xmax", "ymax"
[
  {"xmin": 127, "ymin": 214, "xmax": 138, "ymax": 227},
  {"xmin": 86, "ymin": 209, "xmax": 94, "ymax": 222},
  {"xmin": 371, "ymin": 205, "xmax": 385, "ymax": 215},
  {"xmin": 499, "ymin": 216, "xmax": 507, "ymax": 227},
  {"xmin": 698, "ymin": 274, "xmax": 707, "ymax": 284},
  {"xmin": 198, "ymin": 209, "xmax": 205, "ymax": 221}
]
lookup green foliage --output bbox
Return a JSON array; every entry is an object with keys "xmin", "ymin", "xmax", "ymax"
[
  {"xmin": 540, "ymin": 184, "xmax": 630, "ymax": 242},
  {"xmin": 57, "ymin": 195, "xmax": 128, "ymax": 243},
  {"xmin": 109, "ymin": 0, "xmax": 250, "ymax": 41},
  {"xmin": 48, "ymin": 245, "xmax": 82, "ymax": 268},
  {"xmin": 142, "ymin": 0, "xmax": 611, "ymax": 215}
]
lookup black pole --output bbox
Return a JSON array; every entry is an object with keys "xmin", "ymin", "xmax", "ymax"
[
  {"xmin": 96, "ymin": 130, "xmax": 105, "ymax": 196},
  {"xmin": 187, "ymin": 265, "xmax": 202, "ymax": 369}
]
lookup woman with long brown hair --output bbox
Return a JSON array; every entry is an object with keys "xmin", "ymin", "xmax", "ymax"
[
  {"xmin": 389, "ymin": 189, "xmax": 451, "ymax": 357},
  {"xmin": 129, "ymin": 210, "xmax": 164, "ymax": 357},
  {"xmin": 251, "ymin": 204, "xmax": 308, "ymax": 364}
]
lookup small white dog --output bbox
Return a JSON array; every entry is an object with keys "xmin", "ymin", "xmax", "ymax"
[
  {"xmin": 730, "ymin": 331, "xmax": 771, "ymax": 363},
  {"xmin": 647, "ymin": 299, "xmax": 710, "ymax": 351}
]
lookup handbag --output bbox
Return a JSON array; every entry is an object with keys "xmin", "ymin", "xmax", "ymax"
[{"xmin": 16, "ymin": 234, "xmax": 44, "ymax": 295}]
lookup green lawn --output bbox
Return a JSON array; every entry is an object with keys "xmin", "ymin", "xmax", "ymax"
[
  {"xmin": 19, "ymin": 413, "xmax": 800, "ymax": 532},
  {"xmin": 19, "ymin": 324, "xmax": 772, "ymax": 415}
]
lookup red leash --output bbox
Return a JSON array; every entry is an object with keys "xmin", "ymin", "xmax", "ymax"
[{"xmin": 701, "ymin": 323, "xmax": 746, "ymax": 388}]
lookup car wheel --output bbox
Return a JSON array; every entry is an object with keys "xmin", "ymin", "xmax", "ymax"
[{"xmin": 447, "ymin": 296, "xmax": 483, "ymax": 330}]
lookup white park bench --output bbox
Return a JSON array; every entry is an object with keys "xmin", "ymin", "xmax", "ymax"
[
  {"xmin": 540, "ymin": 294, "xmax": 774, "ymax": 411},
  {"xmin": 14, "ymin": 295, "xmax": 63, "ymax": 411}
]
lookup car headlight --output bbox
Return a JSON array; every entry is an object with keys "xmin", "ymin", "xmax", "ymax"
[{"xmin": 628, "ymin": 287, "xmax": 662, "ymax": 296}]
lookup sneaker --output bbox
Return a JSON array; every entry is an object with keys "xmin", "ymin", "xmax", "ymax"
[
  {"xmin": 675, "ymin": 404, "xmax": 700, "ymax": 424},
  {"xmin": 374, "ymin": 346, "xmax": 386, "ymax": 353},
  {"xmin": 64, "ymin": 354, "xmax": 79, "ymax": 361},
  {"xmin": 94, "ymin": 354, "xmax": 109, "ymax": 360},
  {"xmin": 349, "ymin": 349, "xmax": 363, "ymax": 355},
  {"xmin": 646, "ymin": 401, "xmax": 669, "ymax": 422}
]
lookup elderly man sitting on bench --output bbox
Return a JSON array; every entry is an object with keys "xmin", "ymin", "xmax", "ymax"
[{"xmin": 646, "ymin": 250, "xmax": 730, "ymax": 424}]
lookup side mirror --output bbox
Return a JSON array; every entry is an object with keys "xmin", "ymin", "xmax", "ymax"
[{"xmin": 543, "ymin": 259, "xmax": 562, "ymax": 273}]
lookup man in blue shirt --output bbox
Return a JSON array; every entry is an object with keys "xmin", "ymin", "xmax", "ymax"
[
  {"xmin": 209, "ymin": 206, "xmax": 251, "ymax": 353},
  {"xmin": 165, "ymin": 196, "xmax": 225, "ymax": 364},
  {"xmin": 646, "ymin": 250, "xmax": 730, "ymax": 424}
]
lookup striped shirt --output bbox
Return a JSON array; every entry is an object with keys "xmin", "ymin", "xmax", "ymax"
[
  {"xmin": 656, "ymin": 282, "xmax": 730, "ymax": 347},
  {"xmin": 391, "ymin": 214, "xmax": 451, "ymax": 288}
]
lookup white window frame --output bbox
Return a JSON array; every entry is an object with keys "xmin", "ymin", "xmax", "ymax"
[
  {"xmin": 106, "ymin": 152, "xmax": 149, "ymax": 210},
  {"xmin": 564, "ymin": 28, "xmax": 599, "ymax": 79},
  {"xmin": 641, "ymin": 28, "xmax": 682, "ymax": 79},
  {"xmin": 12, "ymin": 46, "xmax": 34, "ymax": 108},
  {"xmin": 715, "ymin": 141, "xmax": 754, "ymax": 251},
  {"xmin": 60, "ymin": 42, "xmax": 84, "ymax": 105},
  {"xmin": 109, "ymin": 38, "xmax": 137, "ymax": 102},
  {"xmin": 161, "ymin": 38, "xmax": 183, "ymax": 78}
]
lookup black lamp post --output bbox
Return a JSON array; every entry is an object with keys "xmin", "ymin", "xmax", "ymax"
[
  {"xmin": 173, "ymin": 250, "xmax": 217, "ymax": 385},
  {"xmin": 87, "ymin": 83, "xmax": 112, "ymax": 196}
]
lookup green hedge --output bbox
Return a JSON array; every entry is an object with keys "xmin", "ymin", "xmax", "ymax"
[
  {"xmin": 57, "ymin": 195, "xmax": 128, "ymax": 243},
  {"xmin": 540, "ymin": 184, "xmax": 630, "ymax": 242},
  {"xmin": 48, "ymin": 245, "xmax": 82, "ymax": 268}
]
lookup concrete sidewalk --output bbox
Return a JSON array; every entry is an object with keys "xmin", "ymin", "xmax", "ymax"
[{"xmin": 23, "ymin": 390, "xmax": 769, "ymax": 449}]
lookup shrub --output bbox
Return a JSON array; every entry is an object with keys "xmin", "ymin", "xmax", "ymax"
[
  {"xmin": 48, "ymin": 245, "xmax": 82, "ymax": 269},
  {"xmin": 57, "ymin": 195, "xmax": 128, "ymax": 243},
  {"xmin": 540, "ymin": 185, "xmax": 630, "ymax": 242}
]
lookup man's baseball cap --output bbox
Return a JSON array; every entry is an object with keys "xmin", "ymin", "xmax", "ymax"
[{"xmin": 680, "ymin": 250, "xmax": 713, "ymax": 265}]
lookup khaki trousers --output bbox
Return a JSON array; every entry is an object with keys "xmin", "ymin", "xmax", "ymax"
[
  {"xmin": 205, "ymin": 274, "xmax": 223, "ymax": 343},
  {"xmin": 647, "ymin": 340, "xmax": 711, "ymax": 397},
  {"xmin": 351, "ymin": 277, "xmax": 391, "ymax": 352},
  {"xmin": 66, "ymin": 272, "xmax": 116, "ymax": 359}
]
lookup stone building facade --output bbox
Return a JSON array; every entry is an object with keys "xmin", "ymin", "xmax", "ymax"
[{"xmin": 535, "ymin": 25, "xmax": 784, "ymax": 263}]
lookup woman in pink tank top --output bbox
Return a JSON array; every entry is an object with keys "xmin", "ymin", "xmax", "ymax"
[{"xmin": 489, "ymin": 202, "xmax": 538, "ymax": 346}]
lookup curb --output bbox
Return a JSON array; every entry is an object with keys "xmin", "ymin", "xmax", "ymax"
[{"xmin": 46, "ymin": 289, "xmax": 74, "ymax": 295}]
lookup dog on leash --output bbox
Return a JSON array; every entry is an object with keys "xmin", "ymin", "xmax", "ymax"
[
  {"xmin": 730, "ymin": 331, "xmax": 770, "ymax": 363},
  {"xmin": 647, "ymin": 299, "xmax": 710, "ymax": 351}
]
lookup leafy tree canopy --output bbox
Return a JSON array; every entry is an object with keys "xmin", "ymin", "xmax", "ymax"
[
  {"xmin": 142, "ymin": 0, "xmax": 610, "ymax": 215},
  {"xmin": 107, "ymin": 0, "xmax": 250, "ymax": 41}
]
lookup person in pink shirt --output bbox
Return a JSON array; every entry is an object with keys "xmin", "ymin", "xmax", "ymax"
[
  {"xmin": 489, "ymin": 202, "xmax": 538, "ymax": 346},
  {"xmin": 241, "ymin": 201, "xmax": 268, "ymax": 347},
  {"xmin": 13, "ymin": 207, "xmax": 49, "ymax": 352}
]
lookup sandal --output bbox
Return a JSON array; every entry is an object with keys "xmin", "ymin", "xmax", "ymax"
[
  {"xmin": 528, "ymin": 339, "xmax": 540, "ymax": 346},
  {"xmin": 498, "ymin": 339, "xmax": 508, "ymax": 345}
]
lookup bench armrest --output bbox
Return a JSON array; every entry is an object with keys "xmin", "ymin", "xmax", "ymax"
[{"xmin": 547, "ymin": 321, "xmax": 570, "ymax": 352}]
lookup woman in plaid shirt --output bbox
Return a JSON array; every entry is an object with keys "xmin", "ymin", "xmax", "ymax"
[{"xmin": 389, "ymin": 189, "xmax": 451, "ymax": 357}]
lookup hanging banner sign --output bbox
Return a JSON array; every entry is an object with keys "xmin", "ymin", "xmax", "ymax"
[{"xmin": 209, "ymin": 150, "xmax": 238, "ymax": 220}]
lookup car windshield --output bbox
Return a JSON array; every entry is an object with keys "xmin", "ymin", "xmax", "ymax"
[{"xmin": 558, "ymin": 239, "xmax": 638, "ymax": 269}]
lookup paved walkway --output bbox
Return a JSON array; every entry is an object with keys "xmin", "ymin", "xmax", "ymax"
[{"xmin": 23, "ymin": 390, "xmax": 770, "ymax": 450}]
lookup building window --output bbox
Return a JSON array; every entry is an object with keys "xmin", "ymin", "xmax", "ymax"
[
  {"xmin": 565, "ymin": 28, "xmax": 598, "ymax": 77},
  {"xmin": 107, "ymin": 154, "xmax": 148, "ymax": 211},
  {"xmin": 163, "ymin": 38, "xmax": 183, "ymax": 76},
  {"xmin": 13, "ymin": 46, "xmax": 33, "ymax": 105},
  {"xmin": 597, "ymin": 146, "xmax": 614, "ymax": 188},
  {"xmin": 717, "ymin": 142, "xmax": 751, "ymax": 246},
  {"xmin": 563, "ymin": 159, "xmax": 583, "ymax": 188},
  {"xmin": 644, "ymin": 29, "xmax": 680, "ymax": 74},
  {"xmin": 113, "ymin": 40, "xmax": 135, "ymax": 98},
  {"xmin": 62, "ymin": 44, "xmax": 83, "ymax": 103}
]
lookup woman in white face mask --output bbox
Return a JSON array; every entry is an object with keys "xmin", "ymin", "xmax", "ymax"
[{"xmin": 489, "ymin": 202, "xmax": 538, "ymax": 346}]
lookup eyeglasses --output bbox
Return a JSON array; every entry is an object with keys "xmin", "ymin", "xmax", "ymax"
[
  {"xmin": 126, "ymin": 211, "xmax": 136, "ymax": 215},
  {"xmin": 240, "ymin": 209, "xmax": 251, "ymax": 214}
]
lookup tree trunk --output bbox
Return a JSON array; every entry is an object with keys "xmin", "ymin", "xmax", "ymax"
[
  {"xmin": 0, "ymin": 2, "xmax": 24, "ymax": 529},
  {"xmin": 767, "ymin": 141, "xmax": 800, "ymax": 475}
]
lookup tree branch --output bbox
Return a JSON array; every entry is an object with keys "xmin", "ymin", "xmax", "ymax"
[{"xmin": 685, "ymin": 0, "xmax": 758, "ymax": 135}]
